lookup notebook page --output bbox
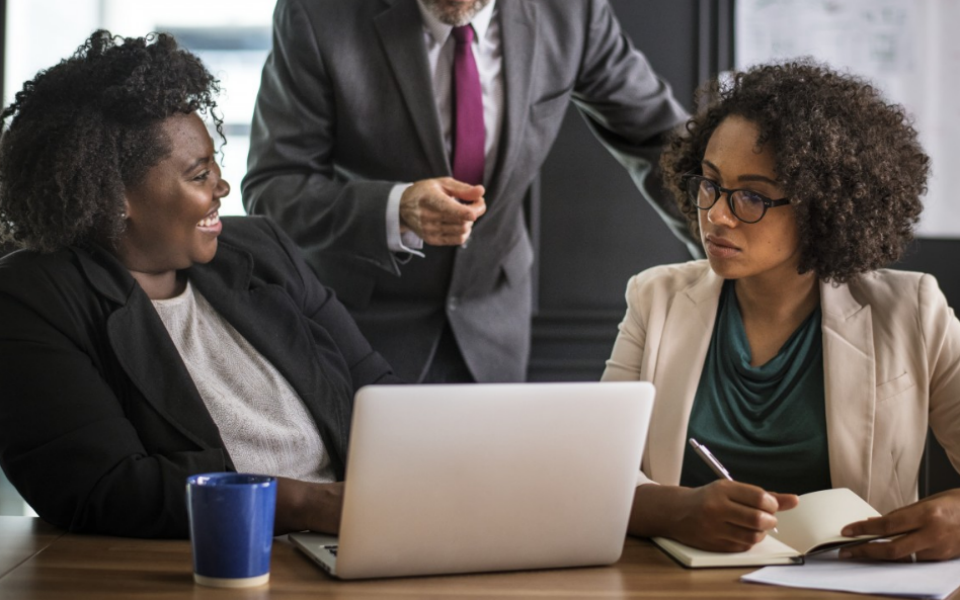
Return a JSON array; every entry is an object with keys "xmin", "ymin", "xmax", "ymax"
[{"xmin": 774, "ymin": 488, "xmax": 881, "ymax": 555}]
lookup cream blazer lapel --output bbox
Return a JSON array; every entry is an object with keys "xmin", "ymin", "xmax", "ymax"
[
  {"xmin": 644, "ymin": 266, "xmax": 879, "ymax": 495},
  {"xmin": 646, "ymin": 267, "xmax": 723, "ymax": 484},
  {"xmin": 820, "ymin": 280, "xmax": 876, "ymax": 501}
]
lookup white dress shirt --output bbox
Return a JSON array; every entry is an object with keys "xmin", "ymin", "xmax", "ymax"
[{"xmin": 386, "ymin": 0, "xmax": 504, "ymax": 253}]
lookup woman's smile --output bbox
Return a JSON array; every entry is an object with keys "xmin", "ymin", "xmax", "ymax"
[{"xmin": 197, "ymin": 207, "xmax": 222, "ymax": 233}]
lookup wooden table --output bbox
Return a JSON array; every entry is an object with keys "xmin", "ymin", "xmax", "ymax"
[
  {"xmin": 0, "ymin": 517, "xmax": 951, "ymax": 599},
  {"xmin": 0, "ymin": 517, "xmax": 64, "ymax": 579}
]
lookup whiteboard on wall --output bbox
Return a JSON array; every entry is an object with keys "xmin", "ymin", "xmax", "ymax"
[{"xmin": 736, "ymin": 0, "xmax": 960, "ymax": 238}]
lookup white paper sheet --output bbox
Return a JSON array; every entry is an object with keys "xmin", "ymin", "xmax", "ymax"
[{"xmin": 742, "ymin": 550, "xmax": 960, "ymax": 599}]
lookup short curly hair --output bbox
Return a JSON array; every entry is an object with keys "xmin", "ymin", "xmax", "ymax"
[
  {"xmin": 661, "ymin": 60, "xmax": 929, "ymax": 283},
  {"xmin": 0, "ymin": 30, "xmax": 223, "ymax": 252}
]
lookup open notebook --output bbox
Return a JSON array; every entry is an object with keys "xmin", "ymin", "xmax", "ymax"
[{"xmin": 654, "ymin": 488, "xmax": 882, "ymax": 568}]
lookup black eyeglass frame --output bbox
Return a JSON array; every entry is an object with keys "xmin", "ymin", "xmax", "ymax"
[{"xmin": 681, "ymin": 174, "xmax": 790, "ymax": 224}]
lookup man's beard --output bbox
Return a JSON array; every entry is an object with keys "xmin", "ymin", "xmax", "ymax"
[{"xmin": 422, "ymin": 0, "xmax": 491, "ymax": 26}]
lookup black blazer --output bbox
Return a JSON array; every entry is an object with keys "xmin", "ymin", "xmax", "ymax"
[{"xmin": 0, "ymin": 217, "xmax": 397, "ymax": 538}]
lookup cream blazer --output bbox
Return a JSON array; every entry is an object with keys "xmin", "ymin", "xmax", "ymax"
[{"xmin": 602, "ymin": 260, "xmax": 960, "ymax": 515}]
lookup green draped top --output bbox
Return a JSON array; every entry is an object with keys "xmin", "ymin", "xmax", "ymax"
[{"xmin": 679, "ymin": 280, "xmax": 832, "ymax": 495}]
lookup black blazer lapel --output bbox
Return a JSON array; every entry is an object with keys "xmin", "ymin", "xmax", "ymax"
[
  {"xmin": 106, "ymin": 294, "xmax": 228, "ymax": 455},
  {"xmin": 189, "ymin": 243, "xmax": 353, "ymax": 477},
  {"xmin": 374, "ymin": 0, "xmax": 449, "ymax": 176},
  {"xmin": 76, "ymin": 247, "xmax": 227, "ymax": 455}
]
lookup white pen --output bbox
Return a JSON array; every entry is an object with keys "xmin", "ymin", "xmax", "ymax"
[
  {"xmin": 688, "ymin": 438, "xmax": 778, "ymax": 533},
  {"xmin": 688, "ymin": 438, "xmax": 732, "ymax": 481}
]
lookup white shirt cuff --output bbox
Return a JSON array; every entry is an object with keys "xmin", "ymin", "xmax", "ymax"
[{"xmin": 386, "ymin": 183, "xmax": 425, "ymax": 256}]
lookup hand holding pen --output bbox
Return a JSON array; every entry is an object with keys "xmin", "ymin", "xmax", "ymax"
[{"xmin": 687, "ymin": 438, "xmax": 798, "ymax": 542}]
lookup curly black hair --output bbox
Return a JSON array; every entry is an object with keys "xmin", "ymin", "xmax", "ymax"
[
  {"xmin": 0, "ymin": 30, "xmax": 223, "ymax": 252},
  {"xmin": 661, "ymin": 60, "xmax": 929, "ymax": 283}
]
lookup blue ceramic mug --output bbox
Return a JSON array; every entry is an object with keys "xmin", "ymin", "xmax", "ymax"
[{"xmin": 186, "ymin": 473, "xmax": 277, "ymax": 588}]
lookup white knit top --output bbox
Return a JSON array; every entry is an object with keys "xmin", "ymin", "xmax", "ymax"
[{"xmin": 151, "ymin": 281, "xmax": 335, "ymax": 483}]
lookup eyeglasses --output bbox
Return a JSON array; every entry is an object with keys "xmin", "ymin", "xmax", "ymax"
[{"xmin": 682, "ymin": 174, "xmax": 790, "ymax": 224}]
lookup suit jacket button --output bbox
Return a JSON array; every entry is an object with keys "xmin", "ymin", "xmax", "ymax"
[{"xmin": 447, "ymin": 297, "xmax": 459, "ymax": 311}]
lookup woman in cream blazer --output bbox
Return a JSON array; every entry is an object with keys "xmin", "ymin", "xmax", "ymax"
[
  {"xmin": 605, "ymin": 263, "xmax": 960, "ymax": 545},
  {"xmin": 604, "ymin": 61, "xmax": 960, "ymax": 561}
]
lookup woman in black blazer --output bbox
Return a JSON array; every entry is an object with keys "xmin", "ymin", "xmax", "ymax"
[{"xmin": 0, "ymin": 31, "xmax": 399, "ymax": 538}]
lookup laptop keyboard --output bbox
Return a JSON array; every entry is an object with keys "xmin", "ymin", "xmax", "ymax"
[{"xmin": 324, "ymin": 544, "xmax": 339, "ymax": 557}]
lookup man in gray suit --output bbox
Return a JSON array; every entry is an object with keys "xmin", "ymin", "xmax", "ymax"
[{"xmin": 243, "ymin": 0, "xmax": 692, "ymax": 383}]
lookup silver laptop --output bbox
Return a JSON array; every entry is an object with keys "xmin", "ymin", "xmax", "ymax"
[{"xmin": 290, "ymin": 381, "xmax": 654, "ymax": 580}]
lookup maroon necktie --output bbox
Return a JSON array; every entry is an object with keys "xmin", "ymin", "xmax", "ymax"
[{"xmin": 451, "ymin": 25, "xmax": 485, "ymax": 186}]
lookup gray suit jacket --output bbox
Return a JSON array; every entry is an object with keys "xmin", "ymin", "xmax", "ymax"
[{"xmin": 243, "ymin": 0, "xmax": 690, "ymax": 382}]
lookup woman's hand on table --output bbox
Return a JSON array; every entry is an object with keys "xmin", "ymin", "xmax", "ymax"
[
  {"xmin": 274, "ymin": 478, "xmax": 344, "ymax": 535},
  {"xmin": 840, "ymin": 488, "xmax": 960, "ymax": 562}
]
